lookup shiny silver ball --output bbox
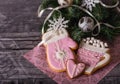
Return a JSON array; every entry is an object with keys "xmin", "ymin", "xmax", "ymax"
[{"xmin": 78, "ymin": 17, "xmax": 94, "ymax": 32}]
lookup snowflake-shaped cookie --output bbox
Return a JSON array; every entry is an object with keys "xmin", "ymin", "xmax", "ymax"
[
  {"xmin": 82, "ymin": 0, "xmax": 100, "ymax": 11},
  {"xmin": 48, "ymin": 16, "xmax": 69, "ymax": 31}
]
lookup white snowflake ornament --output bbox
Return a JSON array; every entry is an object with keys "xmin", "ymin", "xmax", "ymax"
[
  {"xmin": 82, "ymin": 0, "xmax": 100, "ymax": 11},
  {"xmin": 48, "ymin": 16, "xmax": 69, "ymax": 31}
]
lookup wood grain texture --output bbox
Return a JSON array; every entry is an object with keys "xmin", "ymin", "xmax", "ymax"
[{"xmin": 0, "ymin": 0, "xmax": 120, "ymax": 84}]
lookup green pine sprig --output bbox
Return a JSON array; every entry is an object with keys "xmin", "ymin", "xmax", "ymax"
[
  {"xmin": 39, "ymin": 0, "xmax": 120, "ymax": 43},
  {"xmin": 40, "ymin": 0, "xmax": 59, "ymax": 10}
]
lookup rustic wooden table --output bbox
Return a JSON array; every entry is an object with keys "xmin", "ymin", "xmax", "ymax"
[{"xmin": 0, "ymin": 0, "xmax": 120, "ymax": 84}]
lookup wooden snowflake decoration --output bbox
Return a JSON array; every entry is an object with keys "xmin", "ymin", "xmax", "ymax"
[{"xmin": 82, "ymin": 0, "xmax": 100, "ymax": 11}]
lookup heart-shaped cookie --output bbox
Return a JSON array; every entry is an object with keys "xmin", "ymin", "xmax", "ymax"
[{"xmin": 67, "ymin": 60, "xmax": 85, "ymax": 78}]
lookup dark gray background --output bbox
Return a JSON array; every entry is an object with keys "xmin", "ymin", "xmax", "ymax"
[{"xmin": 0, "ymin": 0, "xmax": 120, "ymax": 84}]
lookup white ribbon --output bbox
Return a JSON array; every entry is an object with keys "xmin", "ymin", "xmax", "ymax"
[
  {"xmin": 38, "ymin": 7, "xmax": 53, "ymax": 17},
  {"xmin": 37, "ymin": 5, "xmax": 54, "ymax": 17},
  {"xmin": 37, "ymin": 40, "xmax": 45, "ymax": 47},
  {"xmin": 116, "ymin": 7, "xmax": 120, "ymax": 12},
  {"xmin": 100, "ymin": 0, "xmax": 119, "ymax": 8},
  {"xmin": 100, "ymin": 23, "xmax": 120, "ymax": 29}
]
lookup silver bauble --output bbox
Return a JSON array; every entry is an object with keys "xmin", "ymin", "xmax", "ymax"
[{"xmin": 78, "ymin": 17, "xmax": 94, "ymax": 32}]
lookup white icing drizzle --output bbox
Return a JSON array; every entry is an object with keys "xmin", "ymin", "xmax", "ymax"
[
  {"xmin": 56, "ymin": 41, "xmax": 60, "ymax": 52},
  {"xmin": 71, "ymin": 63, "xmax": 84, "ymax": 78},
  {"xmin": 71, "ymin": 64, "xmax": 77, "ymax": 78},
  {"xmin": 56, "ymin": 51, "xmax": 66, "ymax": 60},
  {"xmin": 42, "ymin": 28, "xmax": 68, "ymax": 45},
  {"xmin": 81, "ymin": 37, "xmax": 109, "ymax": 53},
  {"xmin": 55, "ymin": 42, "xmax": 67, "ymax": 68},
  {"xmin": 55, "ymin": 42, "xmax": 66, "ymax": 60}
]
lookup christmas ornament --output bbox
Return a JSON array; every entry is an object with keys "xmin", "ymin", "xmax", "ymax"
[
  {"xmin": 78, "ymin": 17, "xmax": 94, "ymax": 32},
  {"xmin": 81, "ymin": 0, "xmax": 119, "ymax": 11},
  {"xmin": 48, "ymin": 16, "xmax": 69, "ymax": 31},
  {"xmin": 58, "ymin": 0, "xmax": 73, "ymax": 6},
  {"xmin": 81, "ymin": 0, "xmax": 100, "ymax": 11}
]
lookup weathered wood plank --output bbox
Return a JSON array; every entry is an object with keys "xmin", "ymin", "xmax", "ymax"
[
  {"xmin": 0, "ymin": 78, "xmax": 56, "ymax": 84},
  {"xmin": 0, "ymin": 0, "xmax": 55, "ymax": 82},
  {"xmin": 0, "ymin": 37, "xmax": 40, "ymax": 41},
  {"xmin": 0, "ymin": 50, "xmax": 50, "ymax": 80},
  {"xmin": 0, "ymin": 32, "xmax": 40, "ymax": 38},
  {"xmin": 105, "ymin": 63, "xmax": 120, "ymax": 77},
  {"xmin": 0, "ymin": 40, "xmax": 39, "ymax": 49},
  {"xmin": 99, "ymin": 76, "xmax": 120, "ymax": 84}
]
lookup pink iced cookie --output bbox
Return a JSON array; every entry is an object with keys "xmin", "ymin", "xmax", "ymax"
[
  {"xmin": 78, "ymin": 48, "xmax": 103, "ymax": 67},
  {"xmin": 42, "ymin": 28, "xmax": 78, "ymax": 72},
  {"xmin": 67, "ymin": 60, "xmax": 85, "ymax": 78},
  {"xmin": 77, "ymin": 37, "xmax": 110, "ymax": 75},
  {"xmin": 47, "ymin": 37, "xmax": 78, "ymax": 72}
]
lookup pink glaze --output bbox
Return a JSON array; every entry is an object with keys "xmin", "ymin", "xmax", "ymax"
[
  {"xmin": 46, "ymin": 37, "xmax": 77, "ymax": 71},
  {"xmin": 77, "ymin": 48, "xmax": 103, "ymax": 67},
  {"xmin": 67, "ymin": 60, "xmax": 85, "ymax": 78}
]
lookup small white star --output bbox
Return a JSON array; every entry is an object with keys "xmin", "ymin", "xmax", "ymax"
[{"xmin": 82, "ymin": 0, "xmax": 100, "ymax": 11}]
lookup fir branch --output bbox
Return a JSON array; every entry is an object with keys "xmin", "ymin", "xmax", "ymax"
[
  {"xmin": 92, "ymin": 4, "xmax": 110, "ymax": 21},
  {"xmin": 69, "ymin": 27, "xmax": 82, "ymax": 43},
  {"xmin": 108, "ymin": 11, "xmax": 120, "ymax": 27},
  {"xmin": 99, "ymin": 25, "xmax": 120, "ymax": 41},
  {"xmin": 73, "ymin": 0, "xmax": 82, "ymax": 5},
  {"xmin": 40, "ymin": 0, "xmax": 59, "ymax": 10}
]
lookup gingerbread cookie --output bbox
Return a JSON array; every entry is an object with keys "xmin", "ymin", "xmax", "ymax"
[
  {"xmin": 67, "ymin": 60, "xmax": 85, "ymax": 78},
  {"xmin": 43, "ymin": 28, "xmax": 78, "ymax": 72},
  {"xmin": 40, "ymin": 17, "xmax": 85, "ymax": 78},
  {"xmin": 77, "ymin": 37, "xmax": 111, "ymax": 75}
]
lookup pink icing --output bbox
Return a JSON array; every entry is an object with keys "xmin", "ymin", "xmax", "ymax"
[
  {"xmin": 77, "ymin": 48, "xmax": 103, "ymax": 67},
  {"xmin": 46, "ymin": 37, "xmax": 77, "ymax": 71},
  {"xmin": 67, "ymin": 60, "xmax": 85, "ymax": 78}
]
